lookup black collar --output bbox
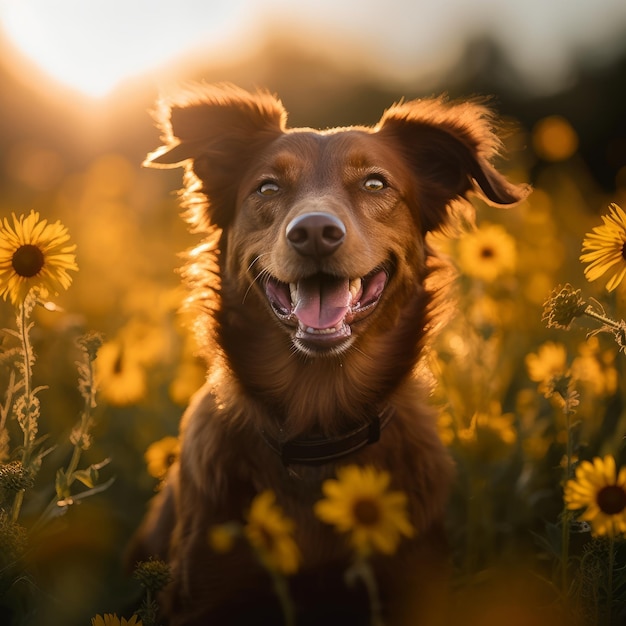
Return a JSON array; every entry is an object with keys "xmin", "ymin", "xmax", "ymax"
[{"xmin": 260, "ymin": 405, "xmax": 394, "ymax": 465}]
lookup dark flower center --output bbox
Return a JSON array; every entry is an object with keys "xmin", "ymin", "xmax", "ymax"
[
  {"xmin": 113, "ymin": 350, "xmax": 124, "ymax": 375},
  {"xmin": 12, "ymin": 244, "xmax": 45, "ymax": 278},
  {"xmin": 257, "ymin": 525, "xmax": 276, "ymax": 551},
  {"xmin": 480, "ymin": 246, "xmax": 495, "ymax": 259},
  {"xmin": 353, "ymin": 498, "xmax": 382, "ymax": 526},
  {"xmin": 622, "ymin": 241, "xmax": 626, "ymax": 261},
  {"xmin": 596, "ymin": 484, "xmax": 626, "ymax": 515}
]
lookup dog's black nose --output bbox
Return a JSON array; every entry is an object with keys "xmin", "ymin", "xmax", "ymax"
[{"xmin": 286, "ymin": 212, "xmax": 346, "ymax": 258}]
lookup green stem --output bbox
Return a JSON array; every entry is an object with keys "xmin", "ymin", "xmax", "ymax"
[
  {"xmin": 271, "ymin": 571, "xmax": 296, "ymax": 626},
  {"xmin": 360, "ymin": 559, "xmax": 384, "ymax": 626},
  {"xmin": 583, "ymin": 306, "xmax": 621, "ymax": 330},
  {"xmin": 11, "ymin": 490, "xmax": 24, "ymax": 524},
  {"xmin": 561, "ymin": 508, "xmax": 570, "ymax": 599},
  {"xmin": 347, "ymin": 556, "xmax": 384, "ymax": 626},
  {"xmin": 561, "ymin": 407, "xmax": 573, "ymax": 602},
  {"xmin": 65, "ymin": 442, "xmax": 82, "ymax": 481},
  {"xmin": 607, "ymin": 535, "xmax": 615, "ymax": 626},
  {"xmin": 12, "ymin": 301, "xmax": 33, "ymax": 522},
  {"xmin": 465, "ymin": 474, "xmax": 488, "ymax": 574},
  {"xmin": 66, "ymin": 341, "xmax": 97, "ymax": 479},
  {"xmin": 19, "ymin": 302, "xmax": 32, "ymax": 466},
  {"xmin": 565, "ymin": 409, "xmax": 573, "ymax": 481},
  {"xmin": 142, "ymin": 589, "xmax": 155, "ymax": 626},
  {"xmin": 33, "ymin": 354, "xmax": 94, "ymax": 532},
  {"xmin": 0, "ymin": 370, "xmax": 16, "ymax": 432}
]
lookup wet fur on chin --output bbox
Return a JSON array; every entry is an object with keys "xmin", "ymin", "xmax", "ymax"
[{"xmin": 128, "ymin": 83, "xmax": 530, "ymax": 625}]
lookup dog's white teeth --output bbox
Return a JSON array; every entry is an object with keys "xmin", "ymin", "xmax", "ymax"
[
  {"xmin": 306, "ymin": 326, "xmax": 337, "ymax": 334},
  {"xmin": 349, "ymin": 277, "xmax": 362, "ymax": 301},
  {"xmin": 289, "ymin": 282, "xmax": 298, "ymax": 304}
]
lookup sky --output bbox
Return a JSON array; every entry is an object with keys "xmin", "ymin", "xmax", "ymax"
[{"xmin": 1, "ymin": 0, "xmax": 625, "ymax": 98}]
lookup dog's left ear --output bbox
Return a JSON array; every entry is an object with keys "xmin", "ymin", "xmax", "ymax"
[
  {"xmin": 377, "ymin": 97, "xmax": 530, "ymax": 232},
  {"xmin": 143, "ymin": 83, "xmax": 287, "ymax": 228},
  {"xmin": 144, "ymin": 83, "xmax": 287, "ymax": 169}
]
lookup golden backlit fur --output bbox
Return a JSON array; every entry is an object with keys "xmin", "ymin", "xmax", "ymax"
[{"xmin": 129, "ymin": 83, "xmax": 529, "ymax": 625}]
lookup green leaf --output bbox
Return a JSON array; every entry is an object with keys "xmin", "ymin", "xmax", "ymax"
[
  {"xmin": 72, "ymin": 458, "xmax": 111, "ymax": 489},
  {"xmin": 72, "ymin": 468, "xmax": 96, "ymax": 489},
  {"xmin": 55, "ymin": 468, "xmax": 70, "ymax": 499}
]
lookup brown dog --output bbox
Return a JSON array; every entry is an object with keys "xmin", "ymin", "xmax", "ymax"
[{"xmin": 130, "ymin": 84, "xmax": 529, "ymax": 625}]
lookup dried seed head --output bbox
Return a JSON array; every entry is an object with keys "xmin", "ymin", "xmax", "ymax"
[
  {"xmin": 0, "ymin": 461, "xmax": 34, "ymax": 492},
  {"xmin": 133, "ymin": 557, "xmax": 172, "ymax": 593},
  {"xmin": 542, "ymin": 284, "xmax": 587, "ymax": 330}
]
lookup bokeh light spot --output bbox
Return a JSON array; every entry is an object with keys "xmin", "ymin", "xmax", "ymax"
[{"xmin": 532, "ymin": 115, "xmax": 579, "ymax": 161}]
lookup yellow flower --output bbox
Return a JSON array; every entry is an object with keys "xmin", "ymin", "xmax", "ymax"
[
  {"xmin": 564, "ymin": 455, "xmax": 626, "ymax": 537},
  {"xmin": 580, "ymin": 203, "xmax": 626, "ymax": 292},
  {"xmin": 208, "ymin": 524, "xmax": 237, "ymax": 554},
  {"xmin": 96, "ymin": 341, "xmax": 147, "ymax": 406},
  {"xmin": 525, "ymin": 341, "xmax": 568, "ymax": 387},
  {"xmin": 169, "ymin": 359, "xmax": 206, "ymax": 405},
  {"xmin": 145, "ymin": 436, "xmax": 180, "ymax": 480},
  {"xmin": 521, "ymin": 433, "xmax": 550, "ymax": 462},
  {"xmin": 456, "ymin": 223, "xmax": 516, "ymax": 282},
  {"xmin": 91, "ymin": 614, "xmax": 142, "ymax": 626},
  {"xmin": 0, "ymin": 210, "xmax": 77, "ymax": 304},
  {"xmin": 457, "ymin": 407, "xmax": 517, "ymax": 463},
  {"xmin": 245, "ymin": 490, "xmax": 300, "ymax": 575},
  {"xmin": 572, "ymin": 337, "xmax": 618, "ymax": 397},
  {"xmin": 118, "ymin": 318, "xmax": 170, "ymax": 366},
  {"xmin": 314, "ymin": 465, "xmax": 414, "ymax": 557}
]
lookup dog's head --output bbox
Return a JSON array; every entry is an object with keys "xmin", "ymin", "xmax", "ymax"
[{"xmin": 146, "ymin": 84, "xmax": 529, "ymax": 357}]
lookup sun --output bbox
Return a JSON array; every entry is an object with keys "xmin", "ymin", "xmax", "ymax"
[{"xmin": 0, "ymin": 0, "xmax": 252, "ymax": 98}]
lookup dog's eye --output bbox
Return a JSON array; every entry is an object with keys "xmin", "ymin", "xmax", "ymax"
[
  {"xmin": 363, "ymin": 177, "xmax": 386, "ymax": 192},
  {"xmin": 258, "ymin": 181, "xmax": 280, "ymax": 196}
]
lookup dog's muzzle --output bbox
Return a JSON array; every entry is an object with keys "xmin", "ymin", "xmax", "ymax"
[{"xmin": 260, "ymin": 211, "xmax": 389, "ymax": 353}]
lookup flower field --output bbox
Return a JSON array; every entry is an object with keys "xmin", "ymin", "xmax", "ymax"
[{"xmin": 1, "ymin": 40, "xmax": 626, "ymax": 626}]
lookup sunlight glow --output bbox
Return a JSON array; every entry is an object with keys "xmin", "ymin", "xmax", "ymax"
[
  {"xmin": 2, "ymin": 0, "xmax": 626, "ymax": 98},
  {"xmin": 0, "ymin": 0, "xmax": 250, "ymax": 97}
]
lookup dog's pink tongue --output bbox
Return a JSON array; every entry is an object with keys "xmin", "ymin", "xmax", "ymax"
[{"xmin": 293, "ymin": 275, "xmax": 351, "ymax": 329}]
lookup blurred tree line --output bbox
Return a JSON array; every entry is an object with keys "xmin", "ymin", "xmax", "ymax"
[{"xmin": 0, "ymin": 28, "xmax": 625, "ymax": 197}]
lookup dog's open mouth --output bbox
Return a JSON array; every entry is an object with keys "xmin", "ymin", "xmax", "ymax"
[{"xmin": 264, "ymin": 268, "xmax": 388, "ymax": 349}]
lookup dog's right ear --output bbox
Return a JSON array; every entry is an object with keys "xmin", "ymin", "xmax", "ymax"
[
  {"xmin": 144, "ymin": 83, "xmax": 287, "ymax": 169},
  {"xmin": 377, "ymin": 96, "xmax": 530, "ymax": 234}
]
